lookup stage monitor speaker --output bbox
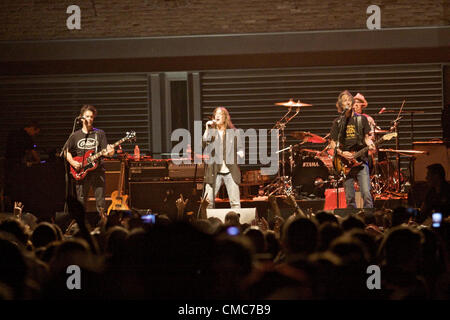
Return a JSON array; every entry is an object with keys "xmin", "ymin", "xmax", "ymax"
[
  {"xmin": 129, "ymin": 181, "xmax": 202, "ymax": 213},
  {"xmin": 333, "ymin": 208, "xmax": 376, "ymax": 223},
  {"xmin": 413, "ymin": 142, "xmax": 450, "ymax": 182},
  {"xmin": 207, "ymin": 208, "xmax": 256, "ymax": 224}
]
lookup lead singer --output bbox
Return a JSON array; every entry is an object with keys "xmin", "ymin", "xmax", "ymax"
[{"xmin": 203, "ymin": 107, "xmax": 244, "ymax": 209}]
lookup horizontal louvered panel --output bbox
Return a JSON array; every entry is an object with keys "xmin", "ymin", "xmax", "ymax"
[
  {"xmin": 201, "ymin": 64, "xmax": 443, "ymax": 174},
  {"xmin": 0, "ymin": 74, "xmax": 150, "ymax": 159}
]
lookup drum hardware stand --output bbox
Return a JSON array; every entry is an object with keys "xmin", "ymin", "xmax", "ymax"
[
  {"xmin": 405, "ymin": 109, "xmax": 423, "ymax": 186},
  {"xmin": 371, "ymin": 173, "xmax": 385, "ymax": 195},
  {"xmin": 389, "ymin": 99, "xmax": 405, "ymax": 193},
  {"xmin": 265, "ymin": 106, "xmax": 301, "ymax": 196}
]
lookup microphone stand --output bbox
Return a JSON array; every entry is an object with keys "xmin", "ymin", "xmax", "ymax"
[
  {"xmin": 390, "ymin": 100, "xmax": 405, "ymax": 193},
  {"xmin": 59, "ymin": 117, "xmax": 81, "ymax": 215},
  {"xmin": 332, "ymin": 107, "xmax": 351, "ymax": 208},
  {"xmin": 198, "ymin": 122, "xmax": 216, "ymax": 218}
]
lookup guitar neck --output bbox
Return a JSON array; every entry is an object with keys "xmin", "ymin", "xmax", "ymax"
[
  {"xmin": 88, "ymin": 137, "xmax": 128, "ymax": 161},
  {"xmin": 353, "ymin": 136, "xmax": 386, "ymax": 159},
  {"xmin": 118, "ymin": 159, "xmax": 126, "ymax": 197}
]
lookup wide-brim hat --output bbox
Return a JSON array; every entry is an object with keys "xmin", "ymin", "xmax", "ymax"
[{"xmin": 354, "ymin": 93, "xmax": 368, "ymax": 108}]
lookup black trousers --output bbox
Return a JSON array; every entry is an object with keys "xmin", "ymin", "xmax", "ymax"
[{"xmin": 75, "ymin": 168, "xmax": 105, "ymax": 214}]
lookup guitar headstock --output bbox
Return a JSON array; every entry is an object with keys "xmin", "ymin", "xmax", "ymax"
[
  {"xmin": 125, "ymin": 131, "xmax": 137, "ymax": 142},
  {"xmin": 382, "ymin": 132, "xmax": 397, "ymax": 141}
]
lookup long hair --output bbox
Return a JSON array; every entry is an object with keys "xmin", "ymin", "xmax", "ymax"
[
  {"xmin": 335, "ymin": 90, "xmax": 354, "ymax": 113},
  {"xmin": 213, "ymin": 107, "xmax": 235, "ymax": 129}
]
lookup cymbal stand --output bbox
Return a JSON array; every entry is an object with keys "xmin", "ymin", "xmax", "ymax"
[
  {"xmin": 407, "ymin": 110, "xmax": 420, "ymax": 185},
  {"xmin": 265, "ymin": 106, "xmax": 300, "ymax": 196},
  {"xmin": 391, "ymin": 119, "xmax": 402, "ymax": 193},
  {"xmin": 389, "ymin": 100, "xmax": 405, "ymax": 193}
]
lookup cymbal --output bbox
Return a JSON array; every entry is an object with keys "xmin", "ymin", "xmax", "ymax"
[
  {"xmin": 275, "ymin": 99, "xmax": 312, "ymax": 107},
  {"xmin": 291, "ymin": 131, "xmax": 326, "ymax": 143},
  {"xmin": 379, "ymin": 148, "xmax": 428, "ymax": 155}
]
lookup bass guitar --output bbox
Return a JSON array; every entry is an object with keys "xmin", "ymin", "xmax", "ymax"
[
  {"xmin": 107, "ymin": 157, "xmax": 130, "ymax": 215},
  {"xmin": 333, "ymin": 132, "xmax": 397, "ymax": 175},
  {"xmin": 70, "ymin": 131, "xmax": 136, "ymax": 181}
]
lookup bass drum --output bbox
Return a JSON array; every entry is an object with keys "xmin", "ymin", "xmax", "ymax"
[{"xmin": 292, "ymin": 155, "xmax": 330, "ymax": 197}]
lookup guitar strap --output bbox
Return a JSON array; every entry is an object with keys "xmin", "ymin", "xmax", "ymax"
[
  {"xmin": 356, "ymin": 115, "xmax": 370, "ymax": 163},
  {"xmin": 356, "ymin": 115, "xmax": 364, "ymax": 146},
  {"xmin": 95, "ymin": 131, "xmax": 98, "ymax": 154}
]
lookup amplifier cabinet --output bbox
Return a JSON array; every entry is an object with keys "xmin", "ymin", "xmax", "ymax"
[
  {"xmin": 413, "ymin": 142, "xmax": 450, "ymax": 181},
  {"xmin": 168, "ymin": 163, "xmax": 205, "ymax": 179},
  {"xmin": 129, "ymin": 161, "xmax": 168, "ymax": 181}
]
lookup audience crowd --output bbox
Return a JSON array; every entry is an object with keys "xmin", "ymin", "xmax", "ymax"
[{"xmin": 0, "ymin": 185, "xmax": 449, "ymax": 300}]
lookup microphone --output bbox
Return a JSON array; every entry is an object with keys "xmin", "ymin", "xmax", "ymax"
[
  {"xmin": 378, "ymin": 107, "xmax": 386, "ymax": 114},
  {"xmin": 76, "ymin": 115, "xmax": 85, "ymax": 121},
  {"xmin": 341, "ymin": 105, "xmax": 351, "ymax": 116},
  {"xmin": 207, "ymin": 119, "xmax": 217, "ymax": 127}
]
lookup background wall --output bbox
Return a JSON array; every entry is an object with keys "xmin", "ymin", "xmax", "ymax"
[
  {"xmin": 0, "ymin": 0, "xmax": 448, "ymax": 40},
  {"xmin": 0, "ymin": 1, "xmax": 448, "ymax": 179}
]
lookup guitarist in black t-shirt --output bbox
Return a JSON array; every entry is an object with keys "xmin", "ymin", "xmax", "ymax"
[
  {"xmin": 328, "ymin": 91, "xmax": 376, "ymax": 209},
  {"xmin": 65, "ymin": 105, "xmax": 115, "ymax": 215}
]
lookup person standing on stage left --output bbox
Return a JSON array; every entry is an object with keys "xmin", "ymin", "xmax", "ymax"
[{"xmin": 65, "ymin": 105, "xmax": 114, "ymax": 215}]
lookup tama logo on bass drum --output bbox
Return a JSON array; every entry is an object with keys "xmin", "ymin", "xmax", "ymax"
[{"xmin": 302, "ymin": 162, "xmax": 320, "ymax": 167}]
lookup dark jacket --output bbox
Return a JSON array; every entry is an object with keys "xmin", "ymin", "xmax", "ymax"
[{"xmin": 203, "ymin": 128, "xmax": 244, "ymax": 185}]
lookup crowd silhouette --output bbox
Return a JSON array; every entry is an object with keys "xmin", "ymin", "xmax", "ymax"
[{"xmin": 0, "ymin": 165, "xmax": 449, "ymax": 300}]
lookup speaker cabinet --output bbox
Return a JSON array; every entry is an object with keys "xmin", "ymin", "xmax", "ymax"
[
  {"xmin": 413, "ymin": 142, "xmax": 450, "ymax": 182},
  {"xmin": 85, "ymin": 170, "xmax": 120, "ymax": 213},
  {"xmin": 206, "ymin": 208, "xmax": 256, "ymax": 224},
  {"xmin": 333, "ymin": 208, "xmax": 376, "ymax": 223},
  {"xmin": 129, "ymin": 181, "xmax": 203, "ymax": 214},
  {"xmin": 87, "ymin": 171, "xmax": 121, "ymax": 197}
]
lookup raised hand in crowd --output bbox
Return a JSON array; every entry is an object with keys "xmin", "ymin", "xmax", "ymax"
[
  {"xmin": 258, "ymin": 217, "xmax": 269, "ymax": 232},
  {"xmin": 13, "ymin": 201, "xmax": 24, "ymax": 219},
  {"xmin": 283, "ymin": 194, "xmax": 306, "ymax": 218},
  {"xmin": 199, "ymin": 193, "xmax": 210, "ymax": 220},
  {"xmin": 176, "ymin": 194, "xmax": 189, "ymax": 220},
  {"xmin": 273, "ymin": 215, "xmax": 284, "ymax": 239},
  {"xmin": 268, "ymin": 195, "xmax": 281, "ymax": 218},
  {"xmin": 67, "ymin": 195, "xmax": 99, "ymax": 254}
]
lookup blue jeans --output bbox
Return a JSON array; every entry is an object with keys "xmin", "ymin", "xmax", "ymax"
[
  {"xmin": 205, "ymin": 173, "xmax": 241, "ymax": 209},
  {"xmin": 75, "ymin": 169, "xmax": 106, "ymax": 214},
  {"xmin": 343, "ymin": 162, "xmax": 373, "ymax": 208}
]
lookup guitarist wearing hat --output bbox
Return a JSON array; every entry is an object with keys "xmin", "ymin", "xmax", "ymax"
[
  {"xmin": 329, "ymin": 91, "xmax": 376, "ymax": 209},
  {"xmin": 65, "ymin": 105, "xmax": 115, "ymax": 214}
]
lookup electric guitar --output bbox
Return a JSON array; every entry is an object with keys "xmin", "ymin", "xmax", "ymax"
[
  {"xmin": 70, "ymin": 131, "xmax": 136, "ymax": 181},
  {"xmin": 107, "ymin": 157, "xmax": 130, "ymax": 215},
  {"xmin": 333, "ymin": 132, "xmax": 397, "ymax": 175}
]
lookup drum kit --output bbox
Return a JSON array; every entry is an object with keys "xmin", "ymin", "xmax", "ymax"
[{"xmin": 262, "ymin": 98, "xmax": 428, "ymax": 199}]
